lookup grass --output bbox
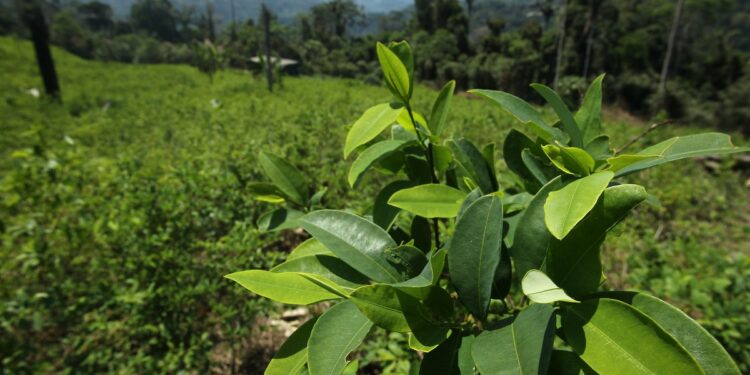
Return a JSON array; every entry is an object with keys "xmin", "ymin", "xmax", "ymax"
[{"xmin": 1, "ymin": 36, "xmax": 748, "ymax": 372}]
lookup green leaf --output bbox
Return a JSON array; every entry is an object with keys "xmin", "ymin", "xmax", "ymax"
[
  {"xmin": 259, "ymin": 152, "xmax": 308, "ymax": 205},
  {"xmin": 384, "ymin": 245, "xmax": 429, "ymax": 279},
  {"xmin": 469, "ymin": 89, "xmax": 568, "ymax": 144},
  {"xmin": 563, "ymin": 299, "xmax": 703, "ymax": 374},
  {"xmin": 521, "ymin": 269, "xmax": 578, "ymax": 304},
  {"xmin": 392, "ymin": 248, "xmax": 447, "ymax": 289},
  {"xmin": 342, "ymin": 360, "xmax": 359, "ymax": 375},
  {"xmin": 605, "ymin": 154, "xmax": 659, "ymax": 173},
  {"xmin": 388, "ymin": 184, "xmax": 466, "ymax": 218},
  {"xmin": 308, "ymin": 301, "xmax": 373, "ymax": 375},
  {"xmin": 373, "ymin": 180, "xmax": 414, "ymax": 229},
  {"xmin": 614, "ymin": 132, "xmax": 750, "ymax": 177},
  {"xmin": 397, "ymin": 108, "xmax": 428, "ymax": 134},
  {"xmin": 542, "ymin": 143, "xmax": 595, "ymax": 176},
  {"xmin": 348, "ymin": 139, "xmax": 411, "ymax": 187},
  {"xmin": 509, "ymin": 177, "xmax": 563, "ymax": 278},
  {"xmin": 257, "ymin": 208, "xmax": 304, "ymax": 232},
  {"xmin": 420, "ymin": 331, "xmax": 475, "ymax": 375},
  {"xmin": 472, "ymin": 304, "xmax": 556, "ymax": 375},
  {"xmin": 575, "ymin": 74, "xmax": 605, "ymax": 145},
  {"xmin": 584, "ymin": 135, "xmax": 613, "ymax": 161},
  {"xmin": 400, "ymin": 287, "xmax": 454, "ymax": 350},
  {"xmin": 491, "ymin": 245, "xmax": 512, "ymax": 299},
  {"xmin": 287, "ymin": 238, "xmax": 333, "ymax": 261},
  {"xmin": 410, "ymin": 216, "xmax": 432, "ymax": 252},
  {"xmin": 405, "ymin": 154, "xmax": 433, "ymax": 184},
  {"xmin": 272, "ymin": 254, "xmax": 369, "ymax": 289},
  {"xmin": 388, "ymin": 41, "xmax": 414, "ymax": 98},
  {"xmin": 265, "ymin": 317, "xmax": 318, "ymax": 375},
  {"xmin": 377, "ymin": 42, "xmax": 411, "ymax": 102},
  {"xmin": 548, "ymin": 350, "xmax": 596, "ymax": 375},
  {"xmin": 225, "ymin": 270, "xmax": 344, "ymax": 305},
  {"xmin": 432, "ymin": 144, "xmax": 453, "ymax": 176},
  {"xmin": 344, "ymin": 103, "xmax": 404, "ymax": 158},
  {"xmin": 298, "ymin": 210, "xmax": 405, "ymax": 283},
  {"xmin": 409, "ymin": 332, "xmax": 446, "ymax": 353},
  {"xmin": 598, "ymin": 291, "xmax": 741, "ymax": 374},
  {"xmin": 429, "ymin": 81, "xmax": 456, "ymax": 135},
  {"xmin": 448, "ymin": 138, "xmax": 498, "ymax": 193},
  {"xmin": 351, "ymin": 284, "xmax": 410, "ymax": 332},
  {"xmin": 448, "ymin": 195, "xmax": 503, "ymax": 320},
  {"xmin": 531, "ymin": 83, "xmax": 583, "ymax": 147},
  {"xmin": 545, "ymin": 184, "xmax": 648, "ymax": 296},
  {"xmin": 544, "ymin": 171, "xmax": 614, "ymax": 240},
  {"xmin": 503, "ymin": 130, "xmax": 543, "ymax": 192},
  {"xmin": 247, "ymin": 182, "xmax": 286, "ymax": 204},
  {"xmin": 522, "ymin": 149, "xmax": 555, "ymax": 186}
]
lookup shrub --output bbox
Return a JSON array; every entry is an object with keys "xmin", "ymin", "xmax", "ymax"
[{"xmin": 229, "ymin": 41, "xmax": 748, "ymax": 373}]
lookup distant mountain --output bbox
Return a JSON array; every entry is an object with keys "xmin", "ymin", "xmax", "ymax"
[{"xmin": 99, "ymin": 0, "xmax": 413, "ymax": 25}]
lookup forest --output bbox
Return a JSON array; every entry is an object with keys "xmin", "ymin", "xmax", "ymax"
[{"xmin": 1, "ymin": 0, "xmax": 749, "ymax": 374}]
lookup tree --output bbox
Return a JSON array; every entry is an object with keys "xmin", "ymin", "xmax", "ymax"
[
  {"xmin": 582, "ymin": 0, "xmax": 602, "ymax": 78},
  {"xmin": 130, "ymin": 0, "xmax": 180, "ymax": 42},
  {"xmin": 414, "ymin": 0, "xmax": 434, "ymax": 33},
  {"xmin": 309, "ymin": 0, "xmax": 363, "ymax": 45},
  {"xmin": 658, "ymin": 0, "xmax": 685, "ymax": 99},
  {"xmin": 17, "ymin": 0, "xmax": 60, "ymax": 100},
  {"xmin": 76, "ymin": 1, "xmax": 113, "ymax": 33},
  {"xmin": 553, "ymin": 0, "xmax": 567, "ymax": 90}
]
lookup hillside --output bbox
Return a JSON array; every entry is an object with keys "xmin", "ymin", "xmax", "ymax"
[
  {"xmin": 1, "ymin": 37, "xmax": 749, "ymax": 372},
  {"xmin": 98, "ymin": 0, "xmax": 413, "ymax": 24}
]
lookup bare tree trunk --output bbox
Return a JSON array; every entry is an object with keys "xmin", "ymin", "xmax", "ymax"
[
  {"xmin": 658, "ymin": 0, "xmax": 685, "ymax": 98},
  {"xmin": 553, "ymin": 0, "xmax": 567, "ymax": 90},
  {"xmin": 20, "ymin": 0, "xmax": 60, "ymax": 100},
  {"xmin": 582, "ymin": 0, "xmax": 598, "ymax": 78},
  {"xmin": 262, "ymin": 4, "xmax": 273, "ymax": 92}
]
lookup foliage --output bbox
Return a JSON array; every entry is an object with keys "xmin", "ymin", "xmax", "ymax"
[
  {"xmin": 193, "ymin": 39, "xmax": 225, "ymax": 82},
  {"xmin": 2, "ymin": 37, "xmax": 749, "ymax": 372},
  {"xmin": 229, "ymin": 41, "xmax": 747, "ymax": 374}
]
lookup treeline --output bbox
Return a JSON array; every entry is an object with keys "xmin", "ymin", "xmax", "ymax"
[{"xmin": 1, "ymin": 0, "xmax": 749, "ymax": 130}]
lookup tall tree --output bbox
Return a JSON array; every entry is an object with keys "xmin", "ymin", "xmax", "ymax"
[
  {"xmin": 18, "ymin": 0, "xmax": 60, "ymax": 100},
  {"xmin": 414, "ymin": 0, "xmax": 434, "ymax": 32},
  {"xmin": 309, "ymin": 0, "xmax": 363, "ymax": 44},
  {"xmin": 131, "ymin": 0, "xmax": 180, "ymax": 42},
  {"xmin": 658, "ymin": 0, "xmax": 685, "ymax": 98},
  {"xmin": 76, "ymin": 1, "xmax": 113, "ymax": 32},
  {"xmin": 204, "ymin": 0, "xmax": 215, "ymax": 41},
  {"xmin": 553, "ymin": 0, "xmax": 567, "ymax": 90},
  {"xmin": 582, "ymin": 0, "xmax": 601, "ymax": 78}
]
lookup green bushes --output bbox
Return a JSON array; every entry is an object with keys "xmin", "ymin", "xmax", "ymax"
[
  {"xmin": 230, "ymin": 41, "xmax": 747, "ymax": 374},
  {"xmin": 1, "ymin": 37, "xmax": 749, "ymax": 372}
]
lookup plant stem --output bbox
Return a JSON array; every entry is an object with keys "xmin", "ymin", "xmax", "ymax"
[
  {"xmin": 615, "ymin": 119, "xmax": 671, "ymax": 154},
  {"xmin": 405, "ymin": 104, "xmax": 441, "ymax": 249}
]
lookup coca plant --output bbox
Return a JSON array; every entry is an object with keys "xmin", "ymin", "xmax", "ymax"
[{"xmin": 228, "ymin": 41, "xmax": 746, "ymax": 374}]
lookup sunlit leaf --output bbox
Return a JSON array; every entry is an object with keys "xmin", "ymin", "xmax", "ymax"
[
  {"xmin": 521, "ymin": 269, "xmax": 578, "ymax": 304},
  {"xmin": 344, "ymin": 102, "xmax": 403, "ymax": 158},
  {"xmin": 563, "ymin": 299, "xmax": 703, "ymax": 374},
  {"xmin": 544, "ymin": 171, "xmax": 613, "ymax": 240},
  {"xmin": 388, "ymin": 184, "xmax": 466, "ymax": 218}
]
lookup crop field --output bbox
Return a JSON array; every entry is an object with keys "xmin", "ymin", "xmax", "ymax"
[{"xmin": 1, "ymin": 37, "xmax": 749, "ymax": 373}]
